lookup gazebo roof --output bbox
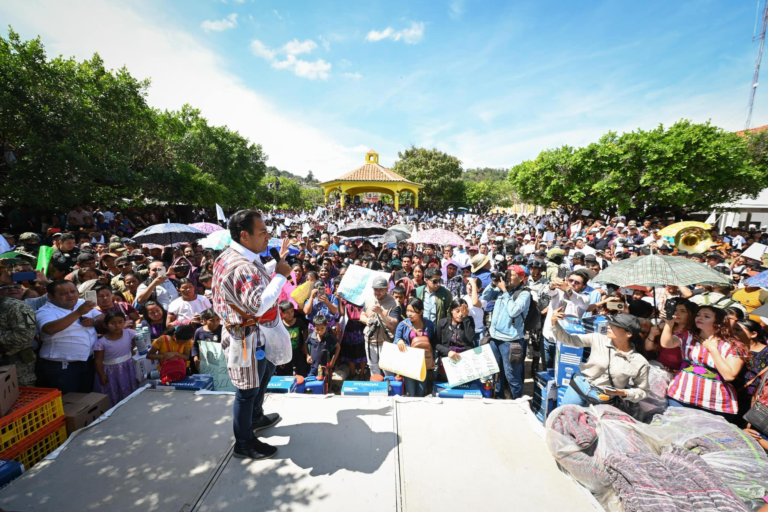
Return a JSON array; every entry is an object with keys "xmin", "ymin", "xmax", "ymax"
[{"xmin": 320, "ymin": 151, "xmax": 424, "ymax": 188}]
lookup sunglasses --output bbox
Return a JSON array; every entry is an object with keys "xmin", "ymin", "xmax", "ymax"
[
  {"xmin": 117, "ymin": 263, "xmax": 131, "ymax": 268},
  {"xmin": 567, "ymin": 278, "xmax": 584, "ymax": 285},
  {"xmin": 429, "ymin": 278, "xmax": 442, "ymax": 284}
]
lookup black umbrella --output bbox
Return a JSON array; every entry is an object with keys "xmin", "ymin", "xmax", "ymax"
[
  {"xmin": 336, "ymin": 221, "xmax": 388, "ymax": 238},
  {"xmin": 133, "ymin": 223, "xmax": 207, "ymax": 246},
  {"xmin": 381, "ymin": 228, "xmax": 411, "ymax": 245}
]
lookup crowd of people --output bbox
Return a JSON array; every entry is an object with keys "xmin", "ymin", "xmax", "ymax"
[{"xmin": 1, "ymin": 201, "xmax": 768, "ymax": 447}]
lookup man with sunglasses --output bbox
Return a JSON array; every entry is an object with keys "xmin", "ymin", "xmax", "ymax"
[
  {"xmin": 540, "ymin": 270, "xmax": 592, "ymax": 371},
  {"xmin": 415, "ymin": 267, "xmax": 453, "ymax": 325}
]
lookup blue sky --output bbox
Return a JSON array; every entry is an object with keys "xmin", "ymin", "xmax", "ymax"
[{"xmin": 1, "ymin": 0, "xmax": 765, "ymax": 180}]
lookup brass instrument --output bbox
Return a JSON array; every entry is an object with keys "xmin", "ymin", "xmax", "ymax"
[{"xmin": 658, "ymin": 221, "xmax": 713, "ymax": 254}]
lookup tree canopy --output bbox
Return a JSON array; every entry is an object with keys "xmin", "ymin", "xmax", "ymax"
[
  {"xmin": 392, "ymin": 146, "xmax": 465, "ymax": 207},
  {"xmin": 508, "ymin": 120, "xmax": 768, "ymax": 217},
  {"xmin": 0, "ymin": 29, "xmax": 268, "ymax": 210}
]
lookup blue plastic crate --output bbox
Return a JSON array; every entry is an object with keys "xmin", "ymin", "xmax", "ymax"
[
  {"xmin": 384, "ymin": 377, "xmax": 404, "ymax": 396},
  {"xmin": 0, "ymin": 459, "xmax": 24, "ymax": 489},
  {"xmin": 341, "ymin": 381, "xmax": 390, "ymax": 396},
  {"xmin": 267, "ymin": 376, "xmax": 297, "ymax": 393},
  {"xmin": 434, "ymin": 380, "xmax": 491, "ymax": 399}
]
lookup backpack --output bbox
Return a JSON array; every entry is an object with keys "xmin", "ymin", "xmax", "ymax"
[
  {"xmin": 411, "ymin": 334, "xmax": 434, "ymax": 370},
  {"xmin": 512, "ymin": 287, "xmax": 541, "ymax": 332}
]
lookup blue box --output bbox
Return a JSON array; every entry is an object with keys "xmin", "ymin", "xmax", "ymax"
[
  {"xmin": 558, "ymin": 317, "xmax": 585, "ymax": 335},
  {"xmin": 0, "ymin": 459, "xmax": 24, "ymax": 489},
  {"xmin": 583, "ymin": 315, "xmax": 609, "ymax": 335},
  {"xmin": 384, "ymin": 376, "xmax": 404, "ymax": 396},
  {"xmin": 267, "ymin": 376, "xmax": 297, "ymax": 393},
  {"xmin": 434, "ymin": 380, "xmax": 491, "ymax": 399},
  {"xmin": 303, "ymin": 376, "xmax": 326, "ymax": 394},
  {"xmin": 156, "ymin": 374, "xmax": 214, "ymax": 391},
  {"xmin": 341, "ymin": 381, "xmax": 390, "ymax": 396},
  {"xmin": 557, "ymin": 385, "xmax": 567, "ymax": 407},
  {"xmin": 530, "ymin": 395, "xmax": 556, "ymax": 423},
  {"xmin": 295, "ymin": 379, "xmax": 306, "ymax": 394},
  {"xmin": 555, "ymin": 342, "xmax": 583, "ymax": 388},
  {"xmin": 534, "ymin": 370, "xmax": 557, "ymax": 402}
]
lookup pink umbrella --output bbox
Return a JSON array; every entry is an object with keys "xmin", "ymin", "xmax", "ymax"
[
  {"xmin": 409, "ymin": 229, "xmax": 467, "ymax": 246},
  {"xmin": 141, "ymin": 243, "xmax": 164, "ymax": 250},
  {"xmin": 190, "ymin": 222, "xmax": 225, "ymax": 234}
]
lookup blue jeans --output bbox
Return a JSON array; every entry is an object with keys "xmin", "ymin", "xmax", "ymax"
[
  {"xmin": 233, "ymin": 357, "xmax": 275, "ymax": 448},
  {"xmin": 490, "ymin": 337, "xmax": 527, "ymax": 399},
  {"xmin": 473, "ymin": 327, "xmax": 485, "ymax": 347},
  {"xmin": 404, "ymin": 377, "xmax": 426, "ymax": 397},
  {"xmin": 38, "ymin": 358, "xmax": 95, "ymax": 394},
  {"xmin": 542, "ymin": 338, "xmax": 556, "ymax": 370},
  {"xmin": 560, "ymin": 372, "xmax": 603, "ymax": 407}
]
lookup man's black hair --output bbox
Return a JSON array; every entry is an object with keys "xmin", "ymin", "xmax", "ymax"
[
  {"xmin": 60, "ymin": 233, "xmax": 75, "ymax": 242},
  {"xmin": 46, "ymin": 279, "xmax": 73, "ymax": 295},
  {"xmin": 425, "ymin": 267, "xmax": 442, "ymax": 279},
  {"xmin": 228, "ymin": 209, "xmax": 262, "ymax": 244}
]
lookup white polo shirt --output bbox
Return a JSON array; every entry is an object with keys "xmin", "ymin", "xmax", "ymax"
[{"xmin": 36, "ymin": 299, "xmax": 100, "ymax": 362}]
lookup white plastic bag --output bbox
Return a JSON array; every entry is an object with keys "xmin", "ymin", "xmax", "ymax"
[
  {"xmin": 260, "ymin": 317, "xmax": 293, "ymax": 366},
  {"xmin": 226, "ymin": 330, "xmax": 254, "ymax": 369}
]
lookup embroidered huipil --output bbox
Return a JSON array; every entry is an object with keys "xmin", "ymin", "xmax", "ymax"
[
  {"xmin": 212, "ymin": 242, "xmax": 284, "ymax": 390},
  {"xmin": 666, "ymin": 331, "xmax": 741, "ymax": 414}
]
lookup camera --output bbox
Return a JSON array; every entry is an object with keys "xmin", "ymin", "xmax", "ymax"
[
  {"xmin": 491, "ymin": 271, "xmax": 506, "ymax": 282},
  {"xmin": 174, "ymin": 265, "xmax": 190, "ymax": 273},
  {"xmin": 606, "ymin": 300, "xmax": 625, "ymax": 312},
  {"xmin": 127, "ymin": 254, "xmax": 143, "ymax": 262},
  {"xmin": 665, "ymin": 297, "xmax": 682, "ymax": 320}
]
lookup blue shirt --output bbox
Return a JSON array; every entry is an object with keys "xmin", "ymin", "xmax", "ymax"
[
  {"xmin": 489, "ymin": 286, "xmax": 530, "ymax": 342},
  {"xmin": 394, "ymin": 318, "xmax": 436, "ymax": 346},
  {"xmin": 423, "ymin": 290, "xmax": 438, "ymax": 324},
  {"xmin": 472, "ymin": 268, "xmax": 492, "ymax": 291}
]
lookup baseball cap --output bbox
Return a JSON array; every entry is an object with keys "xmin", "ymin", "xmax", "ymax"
[
  {"xmin": 607, "ymin": 314, "xmax": 641, "ymax": 337},
  {"xmin": 371, "ymin": 276, "xmax": 388, "ymax": 289}
]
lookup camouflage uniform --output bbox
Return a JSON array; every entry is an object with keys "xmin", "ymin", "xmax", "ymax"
[{"xmin": 0, "ymin": 296, "xmax": 37, "ymax": 386}]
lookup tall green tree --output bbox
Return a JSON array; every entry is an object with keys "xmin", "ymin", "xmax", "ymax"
[
  {"xmin": 392, "ymin": 146, "xmax": 464, "ymax": 207},
  {"xmin": 508, "ymin": 120, "xmax": 768, "ymax": 216}
]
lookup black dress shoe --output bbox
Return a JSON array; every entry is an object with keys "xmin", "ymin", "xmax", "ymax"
[
  {"xmin": 252, "ymin": 413, "xmax": 282, "ymax": 433},
  {"xmin": 233, "ymin": 439, "xmax": 278, "ymax": 460}
]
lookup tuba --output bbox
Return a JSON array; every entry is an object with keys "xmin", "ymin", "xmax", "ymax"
[{"xmin": 658, "ymin": 221, "xmax": 713, "ymax": 253}]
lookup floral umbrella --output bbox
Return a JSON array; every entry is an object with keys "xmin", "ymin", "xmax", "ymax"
[
  {"xmin": 190, "ymin": 222, "xmax": 225, "ymax": 234},
  {"xmin": 744, "ymin": 269, "xmax": 768, "ymax": 289},
  {"xmin": 409, "ymin": 228, "xmax": 467, "ymax": 247},
  {"xmin": 133, "ymin": 223, "xmax": 206, "ymax": 246}
]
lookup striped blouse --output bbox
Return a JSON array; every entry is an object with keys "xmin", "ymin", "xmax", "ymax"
[{"xmin": 666, "ymin": 331, "xmax": 740, "ymax": 414}]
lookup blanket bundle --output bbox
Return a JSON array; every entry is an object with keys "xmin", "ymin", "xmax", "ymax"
[{"xmin": 606, "ymin": 447, "xmax": 747, "ymax": 512}]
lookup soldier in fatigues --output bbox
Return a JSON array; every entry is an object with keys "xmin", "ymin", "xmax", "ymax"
[{"xmin": 0, "ymin": 260, "xmax": 37, "ymax": 386}]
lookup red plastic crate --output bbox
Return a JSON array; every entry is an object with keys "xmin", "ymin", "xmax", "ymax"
[{"xmin": 0, "ymin": 387, "xmax": 64, "ymax": 452}]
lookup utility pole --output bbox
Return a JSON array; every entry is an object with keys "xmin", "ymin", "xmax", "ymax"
[{"xmin": 747, "ymin": 0, "xmax": 768, "ymax": 129}]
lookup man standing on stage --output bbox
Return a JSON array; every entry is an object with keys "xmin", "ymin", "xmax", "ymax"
[{"xmin": 212, "ymin": 210, "xmax": 293, "ymax": 460}]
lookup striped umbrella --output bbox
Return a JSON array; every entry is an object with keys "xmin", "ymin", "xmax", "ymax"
[{"xmin": 591, "ymin": 254, "xmax": 732, "ymax": 288}]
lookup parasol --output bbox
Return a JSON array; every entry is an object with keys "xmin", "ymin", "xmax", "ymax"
[
  {"xmin": 335, "ymin": 221, "xmax": 388, "ymax": 238},
  {"xmin": 189, "ymin": 222, "xmax": 225, "ymax": 234},
  {"xmin": 133, "ymin": 223, "xmax": 206, "ymax": 246},
  {"xmin": 409, "ymin": 228, "xmax": 468, "ymax": 247}
]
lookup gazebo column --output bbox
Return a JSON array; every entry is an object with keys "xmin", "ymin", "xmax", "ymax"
[
  {"xmin": 414, "ymin": 190, "xmax": 419, "ymax": 209},
  {"xmin": 394, "ymin": 189, "xmax": 399, "ymax": 212},
  {"xmin": 340, "ymin": 187, "xmax": 345, "ymax": 208}
]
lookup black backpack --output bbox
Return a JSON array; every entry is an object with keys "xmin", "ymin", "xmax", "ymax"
[{"xmin": 512, "ymin": 287, "xmax": 541, "ymax": 332}]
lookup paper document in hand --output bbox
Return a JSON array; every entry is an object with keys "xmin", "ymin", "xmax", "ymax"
[
  {"xmin": 443, "ymin": 344, "xmax": 499, "ymax": 388},
  {"xmin": 336, "ymin": 264, "xmax": 391, "ymax": 306},
  {"xmin": 379, "ymin": 342, "xmax": 426, "ymax": 381}
]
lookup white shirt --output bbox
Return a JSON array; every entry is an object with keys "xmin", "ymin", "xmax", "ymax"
[
  {"xmin": 137, "ymin": 280, "xmax": 179, "ymax": 310},
  {"xmin": 542, "ymin": 288, "xmax": 590, "ymax": 341},
  {"xmin": 37, "ymin": 299, "xmax": 100, "ymax": 362},
  {"xmin": 453, "ymin": 251, "xmax": 471, "ymax": 267},
  {"xmin": 463, "ymin": 294, "xmax": 487, "ymax": 333},
  {"xmin": 168, "ymin": 295, "xmax": 212, "ymax": 321},
  {"xmin": 101, "ymin": 211, "xmax": 116, "ymax": 222}
]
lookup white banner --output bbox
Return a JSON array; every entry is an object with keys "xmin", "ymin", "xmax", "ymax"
[
  {"xmin": 336, "ymin": 264, "xmax": 391, "ymax": 306},
  {"xmin": 379, "ymin": 342, "xmax": 426, "ymax": 381}
]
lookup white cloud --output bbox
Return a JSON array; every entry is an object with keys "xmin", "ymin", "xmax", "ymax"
[
  {"xmin": 342, "ymin": 72, "xmax": 362, "ymax": 80},
  {"xmin": 273, "ymin": 9, "xmax": 282, "ymax": 20},
  {"xmin": 249, "ymin": 38, "xmax": 331, "ymax": 80},
  {"xmin": 318, "ymin": 35, "xmax": 331, "ymax": 51},
  {"xmin": 365, "ymin": 22, "xmax": 424, "ymax": 44},
  {"xmin": 272, "ymin": 55, "xmax": 331, "ymax": 80},
  {"xmin": 449, "ymin": 0, "xmax": 464, "ymax": 20},
  {"xmin": 200, "ymin": 13, "xmax": 238, "ymax": 32},
  {"xmin": 249, "ymin": 40, "xmax": 275, "ymax": 60},
  {"xmin": 0, "ymin": 0, "xmax": 373, "ymax": 180},
  {"xmin": 339, "ymin": 58, "xmax": 352, "ymax": 69},
  {"xmin": 283, "ymin": 39, "xmax": 317, "ymax": 55}
]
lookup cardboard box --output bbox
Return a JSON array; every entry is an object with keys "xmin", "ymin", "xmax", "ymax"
[
  {"xmin": 0, "ymin": 459, "xmax": 24, "ymax": 489},
  {"xmin": 583, "ymin": 315, "xmax": 609, "ymax": 335},
  {"xmin": 534, "ymin": 370, "xmax": 557, "ymax": 402},
  {"xmin": 555, "ymin": 341, "xmax": 584, "ymax": 388},
  {"xmin": 132, "ymin": 354, "xmax": 158, "ymax": 381},
  {"xmin": 62, "ymin": 392, "xmax": 111, "ymax": 435},
  {"xmin": 267, "ymin": 376, "xmax": 297, "ymax": 393},
  {"xmin": 435, "ymin": 380, "xmax": 492, "ymax": 399},
  {"xmin": 155, "ymin": 374, "xmax": 214, "ymax": 391},
  {"xmin": 341, "ymin": 381, "xmax": 390, "ymax": 396},
  {"xmin": 558, "ymin": 316, "xmax": 585, "ymax": 335},
  {"xmin": 0, "ymin": 366, "xmax": 19, "ymax": 417},
  {"xmin": 531, "ymin": 395, "xmax": 556, "ymax": 423},
  {"xmin": 557, "ymin": 385, "xmax": 567, "ymax": 407}
]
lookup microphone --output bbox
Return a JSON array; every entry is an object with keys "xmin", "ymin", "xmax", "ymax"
[{"xmin": 269, "ymin": 247, "xmax": 281, "ymax": 263}]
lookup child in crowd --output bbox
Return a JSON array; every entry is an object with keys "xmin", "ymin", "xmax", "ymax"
[
  {"xmin": 306, "ymin": 314, "xmax": 340, "ymax": 378},
  {"xmin": 276, "ymin": 300, "xmax": 309, "ymax": 377},
  {"xmin": 192, "ymin": 309, "xmax": 222, "ymax": 373},
  {"xmin": 93, "ymin": 310, "xmax": 138, "ymax": 406},
  {"xmin": 147, "ymin": 324, "xmax": 194, "ymax": 371},
  {"xmin": 199, "ymin": 273, "xmax": 213, "ymax": 299},
  {"xmin": 391, "ymin": 286, "xmax": 407, "ymax": 322}
]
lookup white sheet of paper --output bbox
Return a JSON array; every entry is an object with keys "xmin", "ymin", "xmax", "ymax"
[
  {"xmin": 379, "ymin": 342, "xmax": 426, "ymax": 381},
  {"xmin": 742, "ymin": 243, "xmax": 768, "ymax": 262},
  {"xmin": 442, "ymin": 345, "xmax": 499, "ymax": 387},
  {"xmin": 336, "ymin": 264, "xmax": 391, "ymax": 306}
]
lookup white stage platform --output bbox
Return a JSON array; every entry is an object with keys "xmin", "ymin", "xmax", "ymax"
[{"xmin": 0, "ymin": 390, "xmax": 598, "ymax": 512}]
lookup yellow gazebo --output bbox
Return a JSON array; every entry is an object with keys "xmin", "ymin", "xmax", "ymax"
[{"xmin": 320, "ymin": 149, "xmax": 425, "ymax": 211}]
